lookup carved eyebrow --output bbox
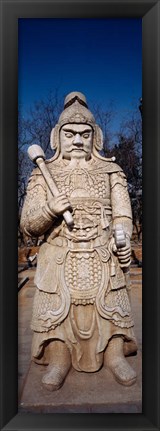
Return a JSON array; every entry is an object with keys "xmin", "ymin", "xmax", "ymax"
[{"xmin": 62, "ymin": 127, "xmax": 92, "ymax": 134}]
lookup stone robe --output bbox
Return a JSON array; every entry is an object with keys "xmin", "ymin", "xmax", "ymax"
[{"xmin": 21, "ymin": 155, "xmax": 137, "ymax": 372}]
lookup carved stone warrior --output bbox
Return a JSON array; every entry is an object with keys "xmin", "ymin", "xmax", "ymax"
[{"xmin": 20, "ymin": 91, "xmax": 137, "ymax": 391}]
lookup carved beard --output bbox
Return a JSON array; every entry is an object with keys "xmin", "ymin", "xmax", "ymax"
[{"xmin": 61, "ymin": 146, "xmax": 93, "ymax": 162}]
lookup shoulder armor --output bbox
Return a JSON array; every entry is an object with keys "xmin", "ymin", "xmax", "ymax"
[
  {"xmin": 30, "ymin": 166, "xmax": 42, "ymax": 177},
  {"xmin": 27, "ymin": 167, "xmax": 46, "ymax": 191},
  {"xmin": 110, "ymin": 170, "xmax": 127, "ymax": 189},
  {"xmin": 93, "ymin": 156, "xmax": 123, "ymax": 174},
  {"xmin": 106, "ymin": 161, "xmax": 123, "ymax": 174}
]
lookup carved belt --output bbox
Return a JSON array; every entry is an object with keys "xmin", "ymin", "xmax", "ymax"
[{"xmin": 47, "ymin": 234, "xmax": 109, "ymax": 249}]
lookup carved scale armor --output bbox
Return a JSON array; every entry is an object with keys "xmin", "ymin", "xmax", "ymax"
[
  {"xmin": 20, "ymin": 91, "xmax": 137, "ymax": 371},
  {"xmin": 21, "ymin": 156, "xmax": 137, "ymax": 371}
]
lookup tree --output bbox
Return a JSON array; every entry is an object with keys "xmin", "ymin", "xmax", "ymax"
[
  {"xmin": 18, "ymin": 111, "xmax": 31, "ymax": 244},
  {"xmin": 92, "ymin": 102, "xmax": 115, "ymax": 155},
  {"xmin": 21, "ymin": 91, "xmax": 63, "ymax": 155},
  {"xmin": 107, "ymin": 106, "xmax": 142, "ymax": 241},
  {"xmin": 18, "ymin": 91, "xmax": 63, "ymax": 244}
]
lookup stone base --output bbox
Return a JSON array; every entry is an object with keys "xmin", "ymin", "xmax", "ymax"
[{"xmin": 19, "ymin": 352, "xmax": 142, "ymax": 413}]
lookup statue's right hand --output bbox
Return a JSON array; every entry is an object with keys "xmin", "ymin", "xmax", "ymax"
[{"xmin": 47, "ymin": 193, "xmax": 72, "ymax": 216}]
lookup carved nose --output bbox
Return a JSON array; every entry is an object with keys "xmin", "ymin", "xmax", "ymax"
[{"xmin": 73, "ymin": 133, "xmax": 83, "ymax": 145}]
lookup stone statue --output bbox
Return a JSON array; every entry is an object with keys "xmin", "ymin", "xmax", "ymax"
[{"xmin": 20, "ymin": 91, "xmax": 137, "ymax": 391}]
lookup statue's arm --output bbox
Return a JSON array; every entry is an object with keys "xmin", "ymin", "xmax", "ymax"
[
  {"xmin": 110, "ymin": 170, "xmax": 133, "ymax": 239},
  {"xmin": 20, "ymin": 173, "xmax": 58, "ymax": 237},
  {"xmin": 110, "ymin": 170, "xmax": 133, "ymax": 267}
]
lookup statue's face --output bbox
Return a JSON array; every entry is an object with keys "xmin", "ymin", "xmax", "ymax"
[{"xmin": 60, "ymin": 124, "xmax": 93, "ymax": 160}]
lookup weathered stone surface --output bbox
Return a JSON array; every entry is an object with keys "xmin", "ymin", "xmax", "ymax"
[
  {"xmin": 18, "ymin": 262, "xmax": 142, "ymax": 413},
  {"xmin": 20, "ymin": 91, "xmax": 141, "ymax": 395},
  {"xmin": 19, "ymin": 352, "xmax": 142, "ymax": 413}
]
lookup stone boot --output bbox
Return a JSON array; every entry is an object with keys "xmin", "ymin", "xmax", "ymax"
[
  {"xmin": 42, "ymin": 340, "xmax": 71, "ymax": 391},
  {"xmin": 104, "ymin": 336, "xmax": 137, "ymax": 386}
]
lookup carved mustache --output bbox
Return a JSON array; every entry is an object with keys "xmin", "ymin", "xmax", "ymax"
[
  {"xmin": 67, "ymin": 147, "xmax": 87, "ymax": 153},
  {"xmin": 66, "ymin": 147, "xmax": 87, "ymax": 153}
]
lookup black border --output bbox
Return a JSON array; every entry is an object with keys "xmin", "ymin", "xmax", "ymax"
[{"xmin": 1, "ymin": 1, "xmax": 160, "ymax": 430}]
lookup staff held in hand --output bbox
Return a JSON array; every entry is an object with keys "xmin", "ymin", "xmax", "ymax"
[{"xmin": 27, "ymin": 144, "xmax": 74, "ymax": 228}]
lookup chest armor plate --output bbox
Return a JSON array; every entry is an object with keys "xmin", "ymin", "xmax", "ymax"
[{"xmin": 49, "ymin": 166, "xmax": 112, "ymax": 241}]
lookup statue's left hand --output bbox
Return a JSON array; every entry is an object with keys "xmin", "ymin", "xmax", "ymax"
[
  {"xmin": 112, "ymin": 237, "xmax": 131, "ymax": 267},
  {"xmin": 116, "ymin": 237, "xmax": 131, "ymax": 267}
]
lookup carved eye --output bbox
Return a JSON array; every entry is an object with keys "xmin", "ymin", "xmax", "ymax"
[
  {"xmin": 65, "ymin": 132, "xmax": 73, "ymax": 138},
  {"xmin": 83, "ymin": 133, "xmax": 90, "ymax": 139}
]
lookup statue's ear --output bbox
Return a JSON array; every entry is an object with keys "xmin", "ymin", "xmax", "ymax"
[
  {"xmin": 93, "ymin": 125, "xmax": 103, "ymax": 151},
  {"xmin": 50, "ymin": 125, "xmax": 59, "ymax": 150}
]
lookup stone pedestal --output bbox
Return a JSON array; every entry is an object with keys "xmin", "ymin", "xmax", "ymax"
[{"xmin": 19, "ymin": 352, "xmax": 142, "ymax": 413}]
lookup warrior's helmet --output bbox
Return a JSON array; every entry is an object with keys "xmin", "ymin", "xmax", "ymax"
[{"xmin": 50, "ymin": 91, "xmax": 103, "ymax": 156}]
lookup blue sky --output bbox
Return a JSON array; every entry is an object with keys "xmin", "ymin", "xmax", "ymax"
[{"xmin": 18, "ymin": 18, "xmax": 142, "ymax": 134}]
